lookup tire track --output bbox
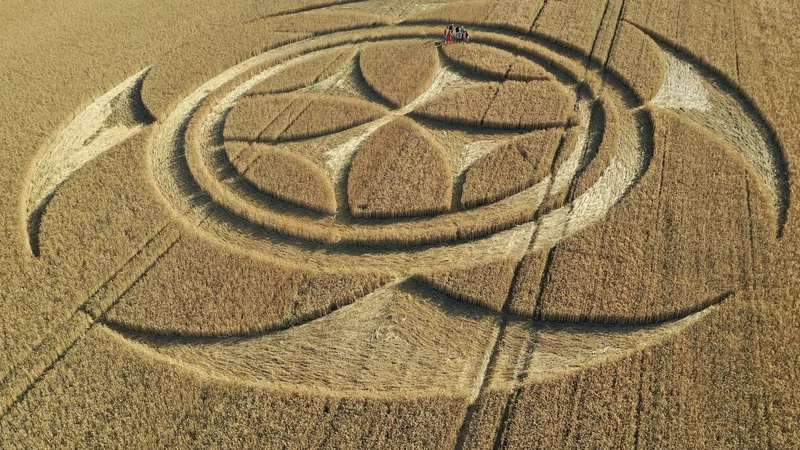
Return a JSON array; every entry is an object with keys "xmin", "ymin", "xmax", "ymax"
[
  {"xmin": 0, "ymin": 222, "xmax": 181, "ymax": 419},
  {"xmin": 587, "ymin": 0, "xmax": 612, "ymax": 67},
  {"xmin": 453, "ymin": 258, "xmax": 528, "ymax": 450},
  {"xmin": 243, "ymin": 0, "xmax": 370, "ymax": 24},
  {"xmin": 491, "ymin": 391, "xmax": 517, "ymax": 450},
  {"xmin": 490, "ymin": 330, "xmax": 538, "ymax": 450},
  {"xmin": 528, "ymin": 0, "xmax": 550, "ymax": 34},
  {"xmin": 603, "ymin": 0, "xmax": 628, "ymax": 67},
  {"xmin": 631, "ymin": 350, "xmax": 647, "ymax": 449}
]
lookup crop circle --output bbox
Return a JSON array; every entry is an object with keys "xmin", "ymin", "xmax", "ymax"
[{"xmin": 149, "ymin": 27, "xmax": 645, "ymax": 278}]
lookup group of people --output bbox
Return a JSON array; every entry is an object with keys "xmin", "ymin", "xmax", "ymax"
[{"xmin": 443, "ymin": 23, "xmax": 470, "ymax": 44}]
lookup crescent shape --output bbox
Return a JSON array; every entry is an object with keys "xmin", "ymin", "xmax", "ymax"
[
  {"xmin": 22, "ymin": 67, "xmax": 154, "ymax": 256},
  {"xmin": 107, "ymin": 280, "xmax": 728, "ymax": 395},
  {"xmin": 639, "ymin": 26, "xmax": 790, "ymax": 237}
]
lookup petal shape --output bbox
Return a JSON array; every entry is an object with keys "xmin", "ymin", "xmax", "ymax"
[
  {"xmin": 223, "ymin": 95, "xmax": 294, "ymax": 141},
  {"xmin": 245, "ymin": 148, "xmax": 337, "ymax": 214},
  {"xmin": 359, "ymin": 39, "xmax": 440, "ymax": 107},
  {"xmin": 442, "ymin": 43, "xmax": 551, "ymax": 81},
  {"xmin": 224, "ymin": 94, "xmax": 385, "ymax": 142},
  {"xmin": 348, "ymin": 117, "xmax": 452, "ymax": 218},
  {"xmin": 414, "ymin": 80, "xmax": 574, "ymax": 130},
  {"xmin": 479, "ymin": 81, "xmax": 576, "ymax": 129},
  {"xmin": 248, "ymin": 46, "xmax": 358, "ymax": 95},
  {"xmin": 461, "ymin": 129, "xmax": 563, "ymax": 208}
]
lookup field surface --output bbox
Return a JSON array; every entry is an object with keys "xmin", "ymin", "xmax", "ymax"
[{"xmin": 1, "ymin": 0, "xmax": 799, "ymax": 448}]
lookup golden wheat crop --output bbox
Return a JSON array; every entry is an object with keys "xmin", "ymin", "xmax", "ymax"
[
  {"xmin": 186, "ymin": 96, "xmax": 341, "ymax": 244},
  {"xmin": 588, "ymin": 0, "xmax": 625, "ymax": 65},
  {"xmin": 624, "ymin": 1, "xmax": 741, "ymax": 78},
  {"xmin": 0, "ymin": 131, "xmax": 177, "ymax": 419},
  {"xmin": 521, "ymin": 110, "xmax": 771, "ymax": 324},
  {"xmin": 569, "ymin": 96, "xmax": 620, "ymax": 201},
  {"xmin": 248, "ymin": 46, "xmax": 358, "ymax": 95},
  {"xmin": 484, "ymin": 81, "xmax": 575, "ymax": 129},
  {"xmin": 415, "ymin": 80, "xmax": 574, "ymax": 130},
  {"xmin": 104, "ymin": 229, "xmax": 389, "ymax": 336},
  {"xmin": 405, "ymin": 1, "xmax": 493, "ymax": 26},
  {"xmin": 1, "ymin": 325, "xmax": 468, "ymax": 448},
  {"xmin": 224, "ymin": 141, "xmax": 251, "ymax": 165},
  {"xmin": 258, "ymin": 98, "xmax": 316, "ymax": 142},
  {"xmin": 475, "ymin": 32, "xmax": 587, "ymax": 83},
  {"xmin": 228, "ymin": 142, "xmax": 262, "ymax": 173},
  {"xmin": 484, "ymin": 0, "xmax": 545, "ymax": 33},
  {"xmin": 415, "ymin": 83, "xmax": 500, "ymax": 126},
  {"xmin": 223, "ymin": 96, "xmax": 294, "ymax": 141},
  {"xmin": 224, "ymin": 94, "xmax": 384, "ymax": 143},
  {"xmin": 461, "ymin": 129, "xmax": 563, "ymax": 208},
  {"xmin": 281, "ymin": 96, "xmax": 386, "ymax": 141},
  {"xmin": 263, "ymin": 9, "xmax": 391, "ymax": 35},
  {"xmin": 441, "ymin": 43, "xmax": 551, "ymax": 82},
  {"xmin": 359, "ymin": 39, "xmax": 440, "ymax": 108},
  {"xmin": 194, "ymin": 88, "xmax": 544, "ymax": 247},
  {"xmin": 606, "ymin": 23, "xmax": 667, "ymax": 103},
  {"xmin": 1, "ymin": 0, "xmax": 797, "ymax": 448},
  {"xmin": 539, "ymin": 124, "xmax": 585, "ymax": 212},
  {"xmin": 415, "ymin": 258, "xmax": 519, "ymax": 311},
  {"xmin": 507, "ymin": 249, "xmax": 548, "ymax": 318},
  {"xmin": 243, "ymin": 149, "xmax": 337, "ymax": 214},
  {"xmin": 348, "ymin": 117, "xmax": 452, "ymax": 218},
  {"xmin": 141, "ymin": 30, "xmax": 308, "ymax": 121},
  {"xmin": 531, "ymin": 0, "xmax": 608, "ymax": 56},
  {"xmin": 141, "ymin": 8, "xmax": 391, "ymax": 120}
]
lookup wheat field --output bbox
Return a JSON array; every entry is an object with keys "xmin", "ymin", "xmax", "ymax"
[{"xmin": 1, "ymin": 0, "xmax": 799, "ymax": 448}]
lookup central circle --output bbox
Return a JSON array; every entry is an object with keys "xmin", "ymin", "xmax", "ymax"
[
  {"xmin": 211, "ymin": 38, "xmax": 586, "ymax": 247},
  {"xmin": 149, "ymin": 26, "xmax": 642, "ymax": 274}
]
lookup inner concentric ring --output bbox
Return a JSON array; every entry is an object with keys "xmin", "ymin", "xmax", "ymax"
[{"xmin": 150, "ymin": 26, "xmax": 646, "ymax": 273}]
